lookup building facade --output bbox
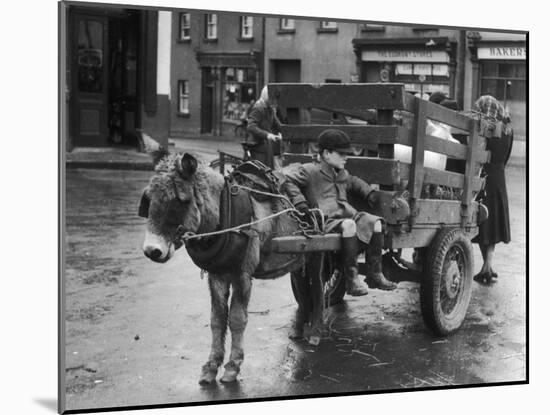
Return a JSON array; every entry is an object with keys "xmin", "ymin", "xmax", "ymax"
[
  {"xmin": 170, "ymin": 11, "xmax": 264, "ymax": 137},
  {"xmin": 465, "ymin": 31, "xmax": 527, "ymax": 140},
  {"xmin": 352, "ymin": 25, "xmax": 464, "ymax": 103},
  {"xmin": 61, "ymin": 3, "xmax": 172, "ymax": 150},
  {"xmin": 353, "ymin": 25, "xmax": 526, "ymax": 141},
  {"xmin": 264, "ymin": 18, "xmax": 359, "ymax": 84},
  {"xmin": 262, "ymin": 17, "xmax": 361, "ymax": 123},
  {"xmin": 62, "ymin": 5, "xmax": 527, "ymax": 148}
]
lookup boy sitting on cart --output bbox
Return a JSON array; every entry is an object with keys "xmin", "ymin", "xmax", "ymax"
[{"xmin": 283, "ymin": 129, "xmax": 398, "ymax": 296}]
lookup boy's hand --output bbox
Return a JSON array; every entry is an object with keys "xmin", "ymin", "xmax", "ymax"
[{"xmin": 295, "ymin": 202, "xmax": 309, "ymax": 214}]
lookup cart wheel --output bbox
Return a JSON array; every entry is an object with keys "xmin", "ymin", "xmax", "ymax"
[
  {"xmin": 290, "ymin": 259, "xmax": 346, "ymax": 307},
  {"xmin": 421, "ymin": 228, "xmax": 473, "ymax": 336}
]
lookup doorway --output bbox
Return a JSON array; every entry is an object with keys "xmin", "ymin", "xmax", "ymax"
[
  {"xmin": 69, "ymin": 10, "xmax": 139, "ymax": 147},
  {"xmin": 270, "ymin": 60, "xmax": 301, "ymax": 123},
  {"xmin": 201, "ymin": 68, "xmax": 215, "ymax": 134},
  {"xmin": 271, "ymin": 59, "xmax": 301, "ymax": 83}
]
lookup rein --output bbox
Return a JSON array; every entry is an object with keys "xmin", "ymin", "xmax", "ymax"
[
  {"xmin": 176, "ymin": 185, "xmax": 325, "ymax": 243},
  {"xmin": 232, "ymin": 184, "xmax": 325, "ymax": 232}
]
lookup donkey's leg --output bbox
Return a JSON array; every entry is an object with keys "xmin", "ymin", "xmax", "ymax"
[
  {"xmin": 220, "ymin": 236, "xmax": 259, "ymax": 383},
  {"xmin": 220, "ymin": 272, "xmax": 252, "ymax": 383},
  {"xmin": 199, "ymin": 275, "xmax": 230, "ymax": 385},
  {"xmin": 308, "ymin": 252, "xmax": 325, "ymax": 346}
]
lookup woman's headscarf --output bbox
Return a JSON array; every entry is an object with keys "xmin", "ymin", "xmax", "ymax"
[
  {"xmin": 474, "ymin": 95, "xmax": 512, "ymax": 135},
  {"xmin": 259, "ymin": 85, "xmax": 269, "ymax": 103}
]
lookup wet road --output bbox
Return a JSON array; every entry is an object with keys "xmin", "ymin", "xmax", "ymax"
[{"xmin": 63, "ymin": 165, "xmax": 526, "ymax": 412}]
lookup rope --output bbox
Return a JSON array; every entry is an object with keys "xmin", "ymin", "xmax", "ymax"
[
  {"xmin": 181, "ymin": 183, "xmax": 326, "ymax": 242},
  {"xmin": 310, "ymin": 208, "xmax": 325, "ymax": 232},
  {"xmin": 181, "ymin": 207, "xmax": 299, "ymax": 242},
  {"xmin": 231, "ymin": 184, "xmax": 295, "ymax": 207},
  {"xmin": 233, "ymin": 184, "xmax": 325, "ymax": 231}
]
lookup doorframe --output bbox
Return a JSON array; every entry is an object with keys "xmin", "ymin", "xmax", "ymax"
[
  {"xmin": 69, "ymin": 11, "xmax": 110, "ymax": 147},
  {"xmin": 200, "ymin": 68, "xmax": 215, "ymax": 134},
  {"xmin": 67, "ymin": 6, "xmax": 142, "ymax": 148}
]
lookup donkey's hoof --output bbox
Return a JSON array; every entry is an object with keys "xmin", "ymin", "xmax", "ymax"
[
  {"xmin": 289, "ymin": 326, "xmax": 304, "ymax": 340},
  {"xmin": 198, "ymin": 362, "xmax": 219, "ymax": 385},
  {"xmin": 307, "ymin": 326, "xmax": 322, "ymax": 346},
  {"xmin": 220, "ymin": 361, "xmax": 240, "ymax": 383},
  {"xmin": 308, "ymin": 335, "xmax": 321, "ymax": 346}
]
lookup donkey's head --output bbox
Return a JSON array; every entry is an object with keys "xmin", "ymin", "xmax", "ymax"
[{"xmin": 139, "ymin": 152, "xmax": 214, "ymax": 263}]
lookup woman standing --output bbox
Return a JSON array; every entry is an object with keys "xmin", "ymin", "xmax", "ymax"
[{"xmin": 472, "ymin": 95, "xmax": 514, "ymax": 285}]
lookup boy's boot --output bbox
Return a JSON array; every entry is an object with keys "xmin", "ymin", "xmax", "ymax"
[
  {"xmin": 364, "ymin": 233, "xmax": 397, "ymax": 291},
  {"xmin": 341, "ymin": 236, "xmax": 369, "ymax": 296}
]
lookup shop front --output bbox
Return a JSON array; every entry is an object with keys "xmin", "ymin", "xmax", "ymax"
[
  {"xmin": 196, "ymin": 51, "xmax": 261, "ymax": 136},
  {"xmin": 62, "ymin": 4, "xmax": 171, "ymax": 150},
  {"xmin": 352, "ymin": 38, "xmax": 457, "ymax": 101},
  {"xmin": 468, "ymin": 34, "xmax": 527, "ymax": 140}
]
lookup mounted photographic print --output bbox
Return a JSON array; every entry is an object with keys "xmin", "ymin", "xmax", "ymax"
[{"xmin": 59, "ymin": 0, "xmax": 528, "ymax": 412}]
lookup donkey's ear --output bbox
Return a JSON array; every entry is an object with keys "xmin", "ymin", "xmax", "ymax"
[
  {"xmin": 177, "ymin": 153, "xmax": 198, "ymax": 179},
  {"xmin": 138, "ymin": 129, "xmax": 169, "ymax": 167},
  {"xmin": 138, "ymin": 190, "xmax": 150, "ymax": 218}
]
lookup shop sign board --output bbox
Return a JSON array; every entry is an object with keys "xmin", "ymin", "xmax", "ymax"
[
  {"xmin": 478, "ymin": 46, "xmax": 526, "ymax": 60},
  {"xmin": 362, "ymin": 49, "xmax": 450, "ymax": 62}
]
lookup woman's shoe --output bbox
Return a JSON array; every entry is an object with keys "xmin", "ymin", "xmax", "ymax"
[
  {"xmin": 473, "ymin": 271, "xmax": 497, "ymax": 285},
  {"xmin": 473, "ymin": 272, "xmax": 488, "ymax": 284}
]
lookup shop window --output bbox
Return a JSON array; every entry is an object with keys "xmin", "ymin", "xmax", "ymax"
[
  {"xmin": 240, "ymin": 16, "xmax": 253, "ymax": 39},
  {"xmin": 481, "ymin": 79, "xmax": 526, "ymax": 102},
  {"xmin": 222, "ymin": 67, "xmax": 257, "ymax": 122},
  {"xmin": 178, "ymin": 80, "xmax": 190, "ymax": 115},
  {"xmin": 279, "ymin": 18, "xmax": 295, "ymax": 33},
  {"xmin": 480, "ymin": 62, "xmax": 526, "ymax": 102},
  {"xmin": 179, "ymin": 13, "xmax": 191, "ymax": 41},
  {"xmin": 498, "ymin": 63, "xmax": 526, "ymax": 78},
  {"xmin": 205, "ymin": 14, "xmax": 217, "ymax": 40},
  {"xmin": 482, "ymin": 62, "xmax": 498, "ymax": 77},
  {"xmin": 367, "ymin": 62, "xmax": 450, "ymax": 98},
  {"xmin": 395, "ymin": 63, "xmax": 449, "ymax": 77}
]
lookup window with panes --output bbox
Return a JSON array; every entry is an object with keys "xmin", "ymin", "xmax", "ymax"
[
  {"xmin": 179, "ymin": 13, "xmax": 190, "ymax": 40},
  {"xmin": 240, "ymin": 16, "xmax": 253, "ymax": 38},
  {"xmin": 320, "ymin": 21, "xmax": 337, "ymax": 29},
  {"xmin": 280, "ymin": 18, "xmax": 295, "ymax": 30},
  {"xmin": 480, "ymin": 62, "xmax": 526, "ymax": 104},
  {"xmin": 205, "ymin": 14, "xmax": 217, "ymax": 39},
  {"xmin": 178, "ymin": 80, "xmax": 190, "ymax": 115}
]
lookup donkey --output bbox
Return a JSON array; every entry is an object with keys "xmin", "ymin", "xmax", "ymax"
[{"xmin": 139, "ymin": 151, "xmax": 325, "ymax": 384}]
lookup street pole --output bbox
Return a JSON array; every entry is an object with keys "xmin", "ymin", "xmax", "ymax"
[{"xmin": 456, "ymin": 30, "xmax": 466, "ymax": 109}]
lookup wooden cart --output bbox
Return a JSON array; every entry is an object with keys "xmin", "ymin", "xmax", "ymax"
[{"xmin": 265, "ymin": 83, "xmax": 491, "ymax": 336}]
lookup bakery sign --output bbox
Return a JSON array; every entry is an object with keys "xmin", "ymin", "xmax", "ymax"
[{"xmin": 478, "ymin": 46, "xmax": 526, "ymax": 60}]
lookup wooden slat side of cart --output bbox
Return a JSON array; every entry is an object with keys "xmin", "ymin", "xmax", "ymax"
[{"xmin": 268, "ymin": 83, "xmax": 490, "ymax": 253}]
